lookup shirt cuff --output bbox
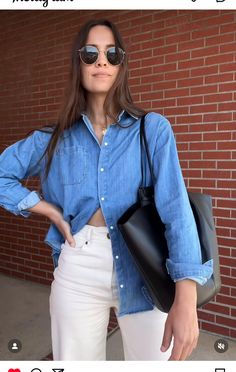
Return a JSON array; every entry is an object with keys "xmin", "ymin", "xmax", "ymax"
[
  {"xmin": 166, "ymin": 258, "xmax": 214, "ymax": 286},
  {"xmin": 173, "ymin": 277, "xmax": 207, "ymax": 285},
  {"xmin": 17, "ymin": 191, "xmax": 42, "ymax": 217}
]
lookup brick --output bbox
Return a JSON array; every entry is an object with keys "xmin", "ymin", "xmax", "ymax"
[
  {"xmin": 177, "ymin": 96, "xmax": 203, "ymax": 106},
  {"xmin": 190, "ymin": 123, "xmax": 216, "ymax": 132},
  {"xmin": 191, "ymin": 46, "xmax": 219, "ymax": 59},
  {"xmin": 153, "ymin": 62, "xmax": 177, "ymax": 73},
  {"xmin": 165, "ymin": 70, "xmax": 190, "ymax": 80},
  {"xmin": 221, "ymin": 276, "xmax": 236, "ymax": 288},
  {"xmin": 153, "ymin": 44, "xmax": 177, "ymax": 56},
  {"xmin": 182, "ymin": 169, "xmax": 201, "ymax": 178},
  {"xmin": 152, "ymin": 98, "xmax": 176, "ymax": 108},
  {"xmin": 205, "ymin": 74, "xmax": 234, "ymax": 85},
  {"xmin": 153, "ymin": 80, "xmax": 177, "ymax": 91},
  {"xmin": 216, "ymin": 226, "xmax": 230, "ymax": 237},
  {"xmin": 217, "ymin": 161, "xmax": 236, "ymax": 170},
  {"xmin": 217, "ymin": 180, "xmax": 236, "ymax": 189},
  {"xmin": 218, "ymin": 239, "xmax": 236, "ymax": 249},
  {"xmin": 218, "ymin": 102, "xmax": 235, "ymax": 111},
  {"xmin": 219, "ymin": 82, "xmax": 236, "ymax": 93},
  {"xmin": 189, "ymin": 179, "xmax": 216, "ymax": 188},
  {"xmin": 141, "ymin": 92, "xmax": 163, "ymax": 101},
  {"xmin": 165, "ymin": 51, "xmax": 190, "ymax": 63},
  {"xmin": 190, "ymin": 142, "xmax": 218, "ymax": 152},
  {"xmin": 205, "ymin": 53, "xmax": 234, "ymax": 65},
  {"xmin": 204, "ymin": 303, "xmax": 230, "ymax": 316},
  {"xmin": 230, "ymin": 329, "xmax": 236, "ymax": 339},
  {"xmin": 153, "ymin": 27, "xmax": 177, "ymax": 40},
  {"xmin": 203, "ymin": 132, "xmax": 232, "ymax": 141},
  {"xmin": 201, "ymin": 322, "xmax": 230, "ymax": 337},
  {"xmin": 192, "ymin": 26, "xmax": 219, "ymax": 40},
  {"xmin": 190, "ymin": 104, "xmax": 217, "ymax": 114},
  {"xmin": 164, "ymin": 106, "xmax": 188, "ymax": 116},
  {"xmin": 165, "ymin": 88, "xmax": 190, "ymax": 99},
  {"xmin": 216, "ymin": 294, "xmax": 236, "ymax": 307},
  {"xmin": 197, "ymin": 310, "xmax": 215, "ymax": 323},
  {"xmin": 31, "ymin": 269, "xmax": 47, "ymax": 278},
  {"xmin": 178, "ymin": 77, "xmax": 204, "ymax": 88},
  {"xmin": 130, "ymin": 67, "xmax": 153, "ymax": 77},
  {"xmin": 206, "ymin": 33, "xmax": 234, "ymax": 46},
  {"xmin": 203, "ymin": 112, "xmax": 233, "ymax": 123},
  {"xmin": 203, "ymin": 151, "xmax": 231, "ymax": 160},
  {"xmin": 189, "ymin": 160, "xmax": 216, "ymax": 169},
  {"xmin": 216, "ymin": 316, "xmax": 236, "ymax": 329},
  {"xmin": 213, "ymin": 208, "xmax": 231, "ymax": 218},
  {"xmin": 165, "ymin": 32, "xmax": 191, "ymax": 45},
  {"xmin": 192, "ymin": 65, "xmax": 219, "ymax": 78},
  {"xmin": 178, "ymin": 58, "xmax": 204, "ymax": 70},
  {"xmin": 130, "ymin": 49, "xmax": 152, "ymax": 61},
  {"xmin": 191, "ymin": 85, "xmax": 218, "ymax": 95},
  {"xmin": 217, "ymin": 199, "xmax": 236, "ymax": 209}
]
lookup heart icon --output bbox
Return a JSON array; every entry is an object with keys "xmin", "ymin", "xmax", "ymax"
[{"xmin": 8, "ymin": 369, "xmax": 21, "ymax": 372}]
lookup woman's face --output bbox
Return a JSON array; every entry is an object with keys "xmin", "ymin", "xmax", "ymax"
[{"xmin": 80, "ymin": 25, "xmax": 120, "ymax": 96}]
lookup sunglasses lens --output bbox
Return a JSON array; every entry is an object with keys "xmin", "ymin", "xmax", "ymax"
[
  {"xmin": 80, "ymin": 46, "xmax": 98, "ymax": 64},
  {"xmin": 79, "ymin": 45, "xmax": 125, "ymax": 65},
  {"xmin": 107, "ymin": 47, "xmax": 124, "ymax": 65}
]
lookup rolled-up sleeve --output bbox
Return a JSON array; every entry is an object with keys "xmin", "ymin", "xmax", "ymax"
[
  {"xmin": 0, "ymin": 130, "xmax": 49, "ymax": 217},
  {"xmin": 152, "ymin": 116, "xmax": 213, "ymax": 285}
]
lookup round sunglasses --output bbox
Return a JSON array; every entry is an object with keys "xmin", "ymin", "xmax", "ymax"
[{"xmin": 78, "ymin": 45, "xmax": 125, "ymax": 66}]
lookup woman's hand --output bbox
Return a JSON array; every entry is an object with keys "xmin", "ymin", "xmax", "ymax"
[
  {"xmin": 161, "ymin": 279, "xmax": 199, "ymax": 361},
  {"xmin": 27, "ymin": 199, "xmax": 76, "ymax": 247}
]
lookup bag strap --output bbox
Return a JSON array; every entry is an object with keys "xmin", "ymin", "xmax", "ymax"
[{"xmin": 140, "ymin": 115, "xmax": 156, "ymax": 187}]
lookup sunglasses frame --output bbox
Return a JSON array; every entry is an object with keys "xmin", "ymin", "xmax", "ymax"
[{"xmin": 78, "ymin": 45, "xmax": 126, "ymax": 66}]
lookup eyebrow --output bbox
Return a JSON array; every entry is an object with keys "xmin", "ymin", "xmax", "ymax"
[{"xmin": 86, "ymin": 44, "xmax": 115, "ymax": 48}]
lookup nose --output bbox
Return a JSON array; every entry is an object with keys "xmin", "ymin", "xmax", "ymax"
[{"xmin": 95, "ymin": 51, "xmax": 108, "ymax": 67}]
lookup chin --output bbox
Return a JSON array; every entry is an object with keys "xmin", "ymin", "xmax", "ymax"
[{"xmin": 89, "ymin": 87, "xmax": 112, "ymax": 95}]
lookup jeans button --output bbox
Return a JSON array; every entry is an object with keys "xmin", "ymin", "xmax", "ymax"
[{"xmin": 107, "ymin": 233, "xmax": 110, "ymax": 239}]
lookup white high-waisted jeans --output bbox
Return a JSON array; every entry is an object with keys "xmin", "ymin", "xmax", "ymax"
[{"xmin": 49, "ymin": 224, "xmax": 171, "ymax": 361}]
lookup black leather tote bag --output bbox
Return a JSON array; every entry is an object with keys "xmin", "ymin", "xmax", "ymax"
[{"xmin": 117, "ymin": 115, "xmax": 221, "ymax": 313}]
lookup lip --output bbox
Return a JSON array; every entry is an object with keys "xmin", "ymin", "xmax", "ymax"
[{"xmin": 92, "ymin": 73, "xmax": 111, "ymax": 77}]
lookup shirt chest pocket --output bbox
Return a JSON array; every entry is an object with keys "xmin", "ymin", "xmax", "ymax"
[{"xmin": 56, "ymin": 145, "xmax": 88, "ymax": 185}]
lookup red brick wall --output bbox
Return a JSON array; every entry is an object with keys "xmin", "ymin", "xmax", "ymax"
[{"xmin": 0, "ymin": 10, "xmax": 235, "ymax": 339}]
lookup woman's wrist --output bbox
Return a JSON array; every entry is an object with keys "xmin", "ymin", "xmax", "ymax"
[{"xmin": 174, "ymin": 279, "xmax": 197, "ymax": 306}]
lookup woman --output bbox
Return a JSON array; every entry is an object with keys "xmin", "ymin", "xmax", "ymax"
[{"xmin": 0, "ymin": 19, "xmax": 213, "ymax": 361}]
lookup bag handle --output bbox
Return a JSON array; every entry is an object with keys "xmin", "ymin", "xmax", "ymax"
[{"xmin": 140, "ymin": 115, "xmax": 156, "ymax": 187}]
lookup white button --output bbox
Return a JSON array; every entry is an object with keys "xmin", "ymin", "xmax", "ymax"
[
  {"xmin": 104, "ymin": 142, "xmax": 108, "ymax": 146},
  {"xmin": 120, "ymin": 284, "xmax": 124, "ymax": 288},
  {"xmin": 110, "ymin": 226, "xmax": 114, "ymax": 230},
  {"xmin": 100, "ymin": 168, "xmax": 104, "ymax": 172},
  {"xmin": 115, "ymin": 255, "xmax": 119, "ymax": 259},
  {"xmin": 101, "ymin": 197, "xmax": 105, "ymax": 201}
]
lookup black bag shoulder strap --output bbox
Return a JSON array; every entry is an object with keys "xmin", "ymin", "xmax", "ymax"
[{"xmin": 140, "ymin": 115, "xmax": 156, "ymax": 187}]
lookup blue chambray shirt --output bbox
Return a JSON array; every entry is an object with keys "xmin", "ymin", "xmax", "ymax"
[{"xmin": 0, "ymin": 111, "xmax": 213, "ymax": 316}]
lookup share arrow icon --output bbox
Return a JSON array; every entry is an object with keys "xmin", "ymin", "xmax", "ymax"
[{"xmin": 52, "ymin": 369, "xmax": 64, "ymax": 372}]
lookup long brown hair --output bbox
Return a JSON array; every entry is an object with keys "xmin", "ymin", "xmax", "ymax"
[{"xmin": 38, "ymin": 19, "xmax": 146, "ymax": 179}]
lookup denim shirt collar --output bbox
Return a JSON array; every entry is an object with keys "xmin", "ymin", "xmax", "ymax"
[{"xmin": 81, "ymin": 110, "xmax": 138, "ymax": 128}]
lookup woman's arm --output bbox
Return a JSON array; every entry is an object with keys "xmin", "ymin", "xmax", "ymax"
[
  {"xmin": 0, "ymin": 130, "xmax": 49, "ymax": 217},
  {"xmin": 0, "ymin": 130, "xmax": 76, "ymax": 246},
  {"xmin": 149, "ymin": 113, "xmax": 213, "ymax": 360},
  {"xmin": 27, "ymin": 199, "xmax": 76, "ymax": 247},
  {"xmin": 151, "ymin": 113, "xmax": 213, "ymax": 284}
]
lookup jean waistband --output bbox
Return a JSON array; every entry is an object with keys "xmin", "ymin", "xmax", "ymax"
[{"xmin": 74, "ymin": 224, "xmax": 110, "ymax": 241}]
